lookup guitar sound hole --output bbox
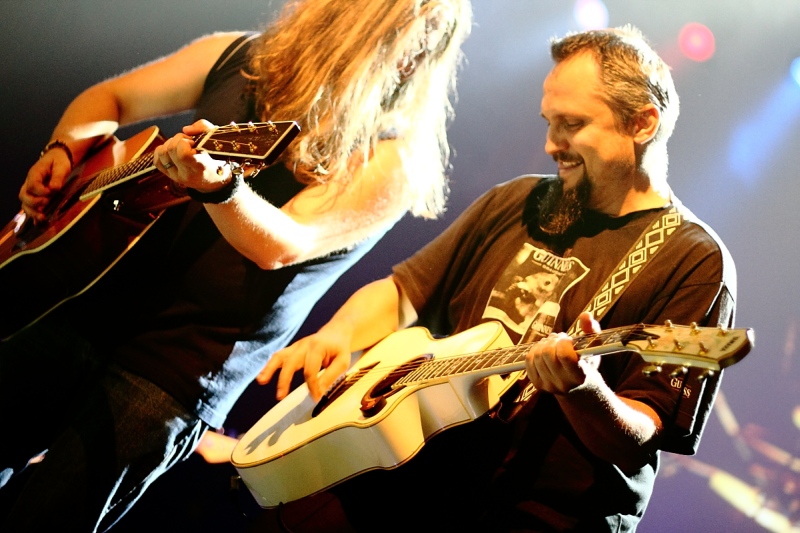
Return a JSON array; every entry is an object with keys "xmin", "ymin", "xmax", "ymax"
[
  {"xmin": 312, "ymin": 363, "xmax": 379, "ymax": 418},
  {"xmin": 360, "ymin": 354, "xmax": 431, "ymax": 418}
]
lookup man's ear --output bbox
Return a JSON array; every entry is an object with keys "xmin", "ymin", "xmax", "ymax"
[{"xmin": 631, "ymin": 104, "xmax": 660, "ymax": 144}]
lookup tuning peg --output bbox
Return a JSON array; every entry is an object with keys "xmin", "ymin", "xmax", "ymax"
[
  {"xmin": 229, "ymin": 162, "xmax": 244, "ymax": 176},
  {"xmin": 717, "ymin": 325, "xmax": 728, "ymax": 336},
  {"xmin": 664, "ymin": 319, "xmax": 674, "ymax": 331},
  {"xmin": 696, "ymin": 370, "xmax": 716, "ymax": 382},
  {"xmin": 267, "ymin": 121, "xmax": 277, "ymax": 133},
  {"xmin": 248, "ymin": 164, "xmax": 264, "ymax": 179},
  {"xmin": 673, "ymin": 339, "xmax": 684, "ymax": 351},
  {"xmin": 247, "ymin": 122, "xmax": 257, "ymax": 132},
  {"xmin": 642, "ymin": 364, "xmax": 663, "ymax": 377},
  {"xmin": 698, "ymin": 341, "xmax": 708, "ymax": 355},
  {"xmin": 670, "ymin": 366, "xmax": 688, "ymax": 378},
  {"xmin": 690, "ymin": 322, "xmax": 700, "ymax": 335},
  {"xmin": 647, "ymin": 336, "xmax": 657, "ymax": 349}
]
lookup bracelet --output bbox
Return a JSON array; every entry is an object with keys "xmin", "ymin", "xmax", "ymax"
[
  {"xmin": 186, "ymin": 168, "xmax": 243, "ymax": 204},
  {"xmin": 40, "ymin": 139, "xmax": 74, "ymax": 169}
]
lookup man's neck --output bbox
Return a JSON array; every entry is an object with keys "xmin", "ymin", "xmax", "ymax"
[
  {"xmin": 601, "ymin": 150, "xmax": 671, "ymax": 217},
  {"xmin": 614, "ymin": 184, "xmax": 672, "ymax": 217}
]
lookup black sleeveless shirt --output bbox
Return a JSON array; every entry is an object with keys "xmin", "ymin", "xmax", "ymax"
[{"xmin": 112, "ymin": 34, "xmax": 388, "ymax": 427}]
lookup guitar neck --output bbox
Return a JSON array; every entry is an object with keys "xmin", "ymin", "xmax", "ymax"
[
  {"xmin": 80, "ymin": 152, "xmax": 157, "ymax": 199},
  {"xmin": 394, "ymin": 326, "xmax": 633, "ymax": 388},
  {"xmin": 395, "ymin": 323, "xmax": 753, "ymax": 389},
  {"xmin": 78, "ymin": 121, "xmax": 300, "ymax": 201}
]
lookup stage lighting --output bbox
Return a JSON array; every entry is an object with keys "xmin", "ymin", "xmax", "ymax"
[
  {"xmin": 728, "ymin": 79, "xmax": 800, "ymax": 181},
  {"xmin": 791, "ymin": 56, "xmax": 800, "ymax": 88},
  {"xmin": 679, "ymin": 22, "xmax": 715, "ymax": 62},
  {"xmin": 573, "ymin": 0, "xmax": 608, "ymax": 31}
]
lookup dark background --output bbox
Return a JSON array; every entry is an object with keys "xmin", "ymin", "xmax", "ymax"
[{"xmin": 2, "ymin": 1, "xmax": 799, "ymax": 531}]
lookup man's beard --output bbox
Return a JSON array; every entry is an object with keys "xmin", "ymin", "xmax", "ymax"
[{"xmin": 538, "ymin": 172, "xmax": 592, "ymax": 237}]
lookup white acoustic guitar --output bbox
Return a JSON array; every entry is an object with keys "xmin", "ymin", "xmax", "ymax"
[{"xmin": 231, "ymin": 320, "xmax": 754, "ymax": 508}]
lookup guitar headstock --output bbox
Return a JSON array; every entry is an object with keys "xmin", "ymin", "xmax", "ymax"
[
  {"xmin": 618, "ymin": 322, "xmax": 754, "ymax": 372},
  {"xmin": 196, "ymin": 121, "xmax": 300, "ymax": 163}
]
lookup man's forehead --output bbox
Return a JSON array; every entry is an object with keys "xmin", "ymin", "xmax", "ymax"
[
  {"xmin": 546, "ymin": 53, "xmax": 602, "ymax": 91},
  {"xmin": 541, "ymin": 58, "xmax": 605, "ymax": 115}
]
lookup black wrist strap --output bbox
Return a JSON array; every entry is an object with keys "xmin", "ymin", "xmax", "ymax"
[
  {"xmin": 186, "ymin": 168, "xmax": 243, "ymax": 204},
  {"xmin": 41, "ymin": 139, "xmax": 74, "ymax": 169}
]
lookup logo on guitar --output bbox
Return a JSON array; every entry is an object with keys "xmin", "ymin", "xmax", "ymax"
[{"xmin": 515, "ymin": 379, "xmax": 538, "ymax": 404}]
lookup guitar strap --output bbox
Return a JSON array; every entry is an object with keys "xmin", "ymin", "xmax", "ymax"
[
  {"xmin": 565, "ymin": 204, "xmax": 684, "ymax": 335},
  {"xmin": 492, "ymin": 205, "xmax": 685, "ymax": 425},
  {"xmin": 559, "ymin": 203, "xmax": 714, "ymax": 450}
]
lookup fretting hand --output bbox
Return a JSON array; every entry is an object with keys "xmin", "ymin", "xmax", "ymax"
[{"xmin": 152, "ymin": 120, "xmax": 233, "ymax": 194}]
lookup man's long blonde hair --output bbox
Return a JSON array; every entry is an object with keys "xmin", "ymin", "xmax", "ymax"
[{"xmin": 248, "ymin": 0, "xmax": 471, "ymax": 218}]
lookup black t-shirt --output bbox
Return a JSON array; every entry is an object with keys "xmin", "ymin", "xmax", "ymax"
[{"xmin": 335, "ymin": 175, "xmax": 735, "ymax": 531}]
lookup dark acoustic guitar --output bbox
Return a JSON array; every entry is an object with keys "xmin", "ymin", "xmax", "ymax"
[{"xmin": 0, "ymin": 121, "xmax": 299, "ymax": 340}]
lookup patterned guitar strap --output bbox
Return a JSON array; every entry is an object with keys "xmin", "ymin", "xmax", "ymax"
[
  {"xmin": 494, "ymin": 205, "xmax": 685, "ymax": 425},
  {"xmin": 565, "ymin": 204, "xmax": 684, "ymax": 336}
]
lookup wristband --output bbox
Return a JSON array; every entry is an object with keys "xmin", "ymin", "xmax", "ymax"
[
  {"xmin": 186, "ymin": 168, "xmax": 243, "ymax": 204},
  {"xmin": 40, "ymin": 139, "xmax": 74, "ymax": 169}
]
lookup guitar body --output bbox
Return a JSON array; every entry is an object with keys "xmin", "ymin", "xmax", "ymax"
[
  {"xmin": 232, "ymin": 321, "xmax": 521, "ymax": 508},
  {"xmin": 0, "ymin": 127, "xmax": 170, "ymax": 339}
]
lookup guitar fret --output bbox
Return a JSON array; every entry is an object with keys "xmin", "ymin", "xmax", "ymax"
[
  {"xmin": 490, "ymin": 346, "xmax": 520, "ymax": 367},
  {"xmin": 84, "ymin": 153, "xmax": 156, "ymax": 195},
  {"xmin": 438, "ymin": 357, "xmax": 471, "ymax": 379},
  {"xmin": 451, "ymin": 355, "xmax": 477, "ymax": 375},
  {"xmin": 396, "ymin": 360, "xmax": 437, "ymax": 386},
  {"xmin": 477, "ymin": 351, "xmax": 501, "ymax": 369},
  {"xmin": 462, "ymin": 353, "xmax": 485, "ymax": 372},
  {"xmin": 507, "ymin": 346, "xmax": 528, "ymax": 364},
  {"xmin": 399, "ymin": 325, "xmax": 651, "ymax": 388},
  {"xmin": 407, "ymin": 356, "xmax": 464, "ymax": 386},
  {"xmin": 391, "ymin": 322, "xmax": 751, "ymax": 393},
  {"xmin": 415, "ymin": 360, "xmax": 443, "ymax": 381},
  {"xmin": 406, "ymin": 346, "xmax": 528, "ymax": 386},
  {"xmin": 483, "ymin": 350, "xmax": 508, "ymax": 368}
]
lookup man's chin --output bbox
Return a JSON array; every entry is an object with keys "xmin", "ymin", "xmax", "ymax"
[
  {"xmin": 538, "ymin": 172, "xmax": 592, "ymax": 237},
  {"xmin": 557, "ymin": 165, "xmax": 585, "ymax": 188}
]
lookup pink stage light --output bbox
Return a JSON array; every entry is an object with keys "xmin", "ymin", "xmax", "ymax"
[{"xmin": 679, "ymin": 22, "xmax": 716, "ymax": 62}]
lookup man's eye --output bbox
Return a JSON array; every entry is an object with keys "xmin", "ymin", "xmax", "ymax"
[{"xmin": 564, "ymin": 121, "xmax": 582, "ymax": 130}]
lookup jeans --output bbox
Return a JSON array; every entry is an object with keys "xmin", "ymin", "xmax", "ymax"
[{"xmin": 0, "ymin": 319, "xmax": 208, "ymax": 532}]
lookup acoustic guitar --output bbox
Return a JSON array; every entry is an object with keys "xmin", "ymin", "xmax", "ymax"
[
  {"xmin": 0, "ymin": 121, "xmax": 299, "ymax": 339},
  {"xmin": 231, "ymin": 319, "xmax": 754, "ymax": 508}
]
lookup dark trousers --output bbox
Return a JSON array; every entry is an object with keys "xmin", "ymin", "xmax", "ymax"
[{"xmin": 0, "ymin": 319, "xmax": 207, "ymax": 532}]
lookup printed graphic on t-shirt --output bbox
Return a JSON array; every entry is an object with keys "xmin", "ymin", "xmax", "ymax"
[{"xmin": 483, "ymin": 243, "xmax": 589, "ymax": 343}]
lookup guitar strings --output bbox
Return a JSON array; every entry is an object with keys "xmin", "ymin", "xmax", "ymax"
[
  {"xmin": 82, "ymin": 152, "xmax": 157, "ymax": 197},
  {"xmin": 82, "ymin": 122, "xmax": 284, "ymax": 197},
  {"xmin": 335, "ymin": 326, "xmax": 655, "ymax": 390}
]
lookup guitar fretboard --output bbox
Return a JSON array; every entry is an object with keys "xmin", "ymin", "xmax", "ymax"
[
  {"xmin": 78, "ymin": 121, "xmax": 299, "ymax": 201},
  {"xmin": 393, "ymin": 325, "xmax": 640, "ymax": 388},
  {"xmin": 81, "ymin": 152, "xmax": 157, "ymax": 198}
]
